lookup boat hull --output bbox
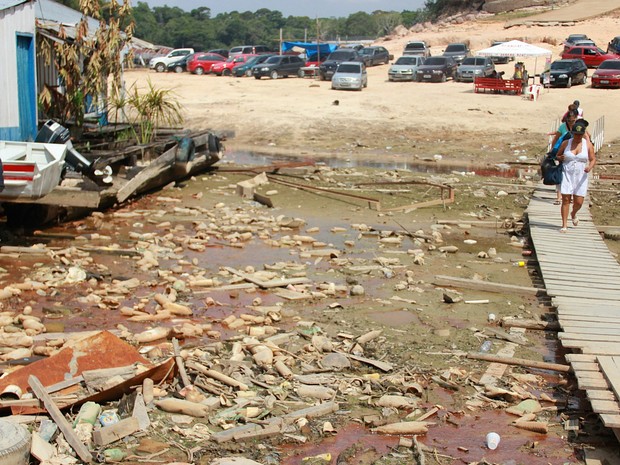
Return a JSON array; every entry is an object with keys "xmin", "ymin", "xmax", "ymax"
[{"xmin": 0, "ymin": 141, "xmax": 67, "ymax": 200}]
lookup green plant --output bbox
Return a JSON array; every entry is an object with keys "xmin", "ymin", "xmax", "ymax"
[
  {"xmin": 111, "ymin": 79, "xmax": 183, "ymax": 145},
  {"xmin": 38, "ymin": 0, "xmax": 134, "ymax": 127}
]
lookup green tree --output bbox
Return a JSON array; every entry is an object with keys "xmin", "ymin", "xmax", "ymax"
[{"xmin": 344, "ymin": 12, "xmax": 376, "ymax": 38}]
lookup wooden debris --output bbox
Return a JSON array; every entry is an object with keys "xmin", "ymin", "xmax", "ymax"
[
  {"xmin": 28, "ymin": 375, "xmax": 93, "ymax": 463},
  {"xmin": 434, "ymin": 275, "xmax": 545, "ymax": 296},
  {"xmin": 373, "ymin": 421, "xmax": 430, "ymax": 435},
  {"xmin": 467, "ymin": 353, "xmax": 570, "ymax": 372},
  {"xmin": 172, "ymin": 338, "xmax": 192, "ymax": 388},
  {"xmin": 93, "ymin": 417, "xmax": 140, "ymax": 446},
  {"xmin": 513, "ymin": 421, "xmax": 548, "ymax": 434}
]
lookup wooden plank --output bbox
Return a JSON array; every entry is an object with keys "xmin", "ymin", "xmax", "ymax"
[
  {"xmin": 564, "ymin": 342, "xmax": 620, "ymax": 354},
  {"xmin": 600, "ymin": 414, "xmax": 620, "ymax": 428},
  {"xmin": 587, "ymin": 390, "xmax": 617, "ymax": 401},
  {"xmin": 571, "ymin": 362, "xmax": 601, "ymax": 372},
  {"xmin": 433, "ymin": 275, "xmax": 544, "ymax": 296},
  {"xmin": 560, "ymin": 333, "xmax": 620, "ymax": 342},
  {"xmin": 560, "ymin": 326, "xmax": 620, "ymax": 336},
  {"xmin": 566, "ymin": 354, "xmax": 597, "ymax": 363},
  {"xmin": 28, "ymin": 375, "xmax": 93, "ymax": 463},
  {"xmin": 577, "ymin": 377, "xmax": 610, "ymax": 390},
  {"xmin": 590, "ymin": 399, "xmax": 620, "ymax": 414},
  {"xmin": 92, "ymin": 417, "xmax": 140, "ymax": 446},
  {"xmin": 31, "ymin": 188, "xmax": 103, "ymax": 208},
  {"xmin": 116, "ymin": 145, "xmax": 177, "ymax": 203},
  {"xmin": 598, "ymin": 356, "xmax": 620, "ymax": 402}
]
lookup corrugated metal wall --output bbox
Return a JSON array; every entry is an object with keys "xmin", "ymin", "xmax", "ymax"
[{"xmin": 0, "ymin": 1, "xmax": 36, "ymax": 140}]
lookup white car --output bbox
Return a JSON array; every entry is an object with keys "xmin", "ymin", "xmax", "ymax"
[
  {"xmin": 331, "ymin": 62, "xmax": 368, "ymax": 91},
  {"xmin": 388, "ymin": 56, "xmax": 424, "ymax": 81},
  {"xmin": 149, "ymin": 48, "xmax": 195, "ymax": 73}
]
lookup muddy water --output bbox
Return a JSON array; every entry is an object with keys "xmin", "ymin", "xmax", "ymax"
[
  {"xmin": 225, "ymin": 150, "xmax": 539, "ymax": 179},
  {"xmin": 0, "ymin": 161, "xmax": 581, "ymax": 464}
]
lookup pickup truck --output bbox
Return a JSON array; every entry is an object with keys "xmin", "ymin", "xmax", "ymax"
[{"xmin": 150, "ymin": 48, "xmax": 195, "ymax": 73}]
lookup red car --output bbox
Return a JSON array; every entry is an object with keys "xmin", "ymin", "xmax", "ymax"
[
  {"xmin": 210, "ymin": 54, "xmax": 257, "ymax": 76},
  {"xmin": 187, "ymin": 53, "xmax": 226, "ymax": 75},
  {"xmin": 561, "ymin": 45, "xmax": 620, "ymax": 68},
  {"xmin": 591, "ymin": 59, "xmax": 620, "ymax": 88}
]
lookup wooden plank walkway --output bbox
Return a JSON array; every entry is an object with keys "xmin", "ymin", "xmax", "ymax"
[{"xmin": 527, "ymin": 184, "xmax": 620, "ymax": 440}]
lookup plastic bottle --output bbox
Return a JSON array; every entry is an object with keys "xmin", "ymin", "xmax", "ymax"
[{"xmin": 480, "ymin": 340, "xmax": 492, "ymax": 352}]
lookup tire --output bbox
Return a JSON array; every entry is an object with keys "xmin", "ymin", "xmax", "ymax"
[
  {"xmin": 223, "ymin": 69, "xmax": 231, "ymax": 76},
  {"xmin": 441, "ymin": 74, "xmax": 447, "ymax": 83},
  {"xmin": 566, "ymin": 77, "xmax": 572, "ymax": 88},
  {"xmin": 254, "ymin": 75, "xmax": 261, "ymax": 79},
  {"xmin": 270, "ymin": 70, "xmax": 278, "ymax": 79},
  {"xmin": 155, "ymin": 63, "xmax": 165, "ymax": 73},
  {"xmin": 297, "ymin": 68, "xmax": 304, "ymax": 78},
  {"xmin": 245, "ymin": 69, "xmax": 252, "ymax": 77},
  {"xmin": 582, "ymin": 74, "xmax": 587, "ymax": 85},
  {"xmin": 195, "ymin": 67, "xmax": 204, "ymax": 75},
  {"xmin": 208, "ymin": 133, "xmax": 222, "ymax": 155},
  {"xmin": 174, "ymin": 65, "xmax": 183, "ymax": 73}
]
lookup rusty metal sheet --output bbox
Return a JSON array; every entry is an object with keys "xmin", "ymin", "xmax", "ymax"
[{"xmin": 0, "ymin": 331, "xmax": 158, "ymax": 413}]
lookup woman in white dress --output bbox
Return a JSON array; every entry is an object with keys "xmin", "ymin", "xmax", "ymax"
[{"xmin": 556, "ymin": 119, "xmax": 596, "ymax": 232}]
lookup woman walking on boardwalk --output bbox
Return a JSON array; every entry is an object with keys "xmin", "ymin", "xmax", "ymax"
[{"xmin": 556, "ymin": 119, "xmax": 596, "ymax": 232}]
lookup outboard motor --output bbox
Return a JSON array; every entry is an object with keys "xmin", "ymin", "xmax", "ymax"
[{"xmin": 35, "ymin": 120, "xmax": 112, "ymax": 186}]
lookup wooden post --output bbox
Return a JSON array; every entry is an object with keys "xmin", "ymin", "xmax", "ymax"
[{"xmin": 28, "ymin": 375, "xmax": 93, "ymax": 463}]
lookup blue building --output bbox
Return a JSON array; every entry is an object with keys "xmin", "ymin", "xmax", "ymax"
[{"xmin": 0, "ymin": 0, "xmax": 37, "ymax": 141}]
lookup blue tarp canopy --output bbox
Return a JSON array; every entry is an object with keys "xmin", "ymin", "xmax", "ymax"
[{"xmin": 282, "ymin": 41, "xmax": 337, "ymax": 60}]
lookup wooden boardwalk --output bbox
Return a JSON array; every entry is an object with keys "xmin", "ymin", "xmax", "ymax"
[{"xmin": 527, "ymin": 184, "xmax": 620, "ymax": 440}]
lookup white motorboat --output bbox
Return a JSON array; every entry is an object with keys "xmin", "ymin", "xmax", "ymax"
[{"xmin": 0, "ymin": 141, "xmax": 67, "ymax": 200}]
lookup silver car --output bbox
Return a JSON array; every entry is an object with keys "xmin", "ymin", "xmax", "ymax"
[
  {"xmin": 455, "ymin": 56, "xmax": 495, "ymax": 82},
  {"xmin": 388, "ymin": 56, "xmax": 423, "ymax": 81},
  {"xmin": 331, "ymin": 62, "xmax": 368, "ymax": 91}
]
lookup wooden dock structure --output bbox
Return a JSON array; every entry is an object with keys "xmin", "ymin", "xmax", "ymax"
[{"xmin": 527, "ymin": 184, "xmax": 620, "ymax": 441}]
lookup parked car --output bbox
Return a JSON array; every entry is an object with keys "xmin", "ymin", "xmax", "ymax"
[
  {"xmin": 319, "ymin": 49, "xmax": 363, "ymax": 81},
  {"xmin": 488, "ymin": 41, "xmax": 512, "ymax": 64},
  {"xmin": 187, "ymin": 53, "xmax": 226, "ymax": 75},
  {"xmin": 339, "ymin": 43, "xmax": 364, "ymax": 51},
  {"xmin": 541, "ymin": 59, "xmax": 588, "ymax": 87},
  {"xmin": 562, "ymin": 39, "xmax": 597, "ymax": 53},
  {"xmin": 564, "ymin": 34, "xmax": 590, "ymax": 47},
  {"xmin": 442, "ymin": 43, "xmax": 471, "ymax": 64},
  {"xmin": 331, "ymin": 62, "xmax": 367, "ymax": 91},
  {"xmin": 454, "ymin": 56, "xmax": 495, "ymax": 82},
  {"xmin": 233, "ymin": 54, "xmax": 275, "ymax": 77},
  {"xmin": 211, "ymin": 54, "xmax": 256, "ymax": 76},
  {"xmin": 388, "ymin": 56, "xmax": 424, "ymax": 81},
  {"xmin": 229, "ymin": 45, "xmax": 270, "ymax": 56},
  {"xmin": 166, "ymin": 54, "xmax": 193, "ymax": 73},
  {"xmin": 416, "ymin": 56, "xmax": 457, "ymax": 82},
  {"xmin": 252, "ymin": 55, "xmax": 305, "ymax": 79},
  {"xmin": 608, "ymin": 36, "xmax": 620, "ymax": 54},
  {"xmin": 358, "ymin": 46, "xmax": 392, "ymax": 66},
  {"xmin": 150, "ymin": 48, "xmax": 195, "ymax": 73},
  {"xmin": 561, "ymin": 45, "xmax": 620, "ymax": 68},
  {"xmin": 208, "ymin": 48, "xmax": 229, "ymax": 58},
  {"xmin": 591, "ymin": 59, "xmax": 620, "ymax": 88},
  {"xmin": 403, "ymin": 41, "xmax": 431, "ymax": 58}
]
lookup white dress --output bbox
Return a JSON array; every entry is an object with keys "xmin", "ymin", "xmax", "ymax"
[{"xmin": 560, "ymin": 137, "xmax": 589, "ymax": 197}]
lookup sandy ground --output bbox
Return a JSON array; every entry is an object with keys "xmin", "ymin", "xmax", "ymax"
[{"xmin": 124, "ymin": 11, "xmax": 620, "ymax": 166}]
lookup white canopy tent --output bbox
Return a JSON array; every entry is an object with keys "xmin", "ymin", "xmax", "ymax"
[{"xmin": 477, "ymin": 40, "xmax": 553, "ymax": 81}]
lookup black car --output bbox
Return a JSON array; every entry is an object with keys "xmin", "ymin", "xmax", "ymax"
[
  {"xmin": 319, "ymin": 49, "xmax": 362, "ymax": 80},
  {"xmin": 442, "ymin": 43, "xmax": 471, "ymax": 64},
  {"xmin": 608, "ymin": 36, "xmax": 620, "ymax": 54},
  {"xmin": 252, "ymin": 55, "xmax": 305, "ymax": 79},
  {"xmin": 564, "ymin": 34, "xmax": 590, "ymax": 47},
  {"xmin": 358, "ymin": 46, "xmax": 393, "ymax": 66},
  {"xmin": 208, "ymin": 48, "xmax": 230, "ymax": 58},
  {"xmin": 167, "ymin": 54, "xmax": 192, "ymax": 73},
  {"xmin": 416, "ymin": 56, "xmax": 457, "ymax": 82},
  {"xmin": 541, "ymin": 59, "xmax": 588, "ymax": 88}
]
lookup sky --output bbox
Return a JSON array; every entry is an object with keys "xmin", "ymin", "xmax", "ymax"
[{"xmin": 138, "ymin": 1, "xmax": 427, "ymax": 17}]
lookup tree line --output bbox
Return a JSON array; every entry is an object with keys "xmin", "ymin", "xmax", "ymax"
[{"xmin": 52, "ymin": 0, "xmax": 460, "ymax": 51}]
